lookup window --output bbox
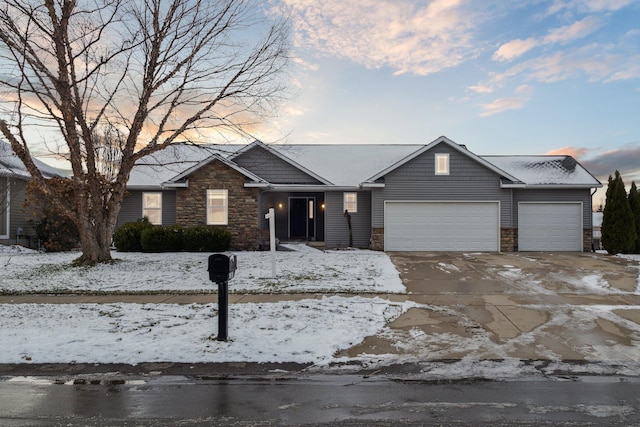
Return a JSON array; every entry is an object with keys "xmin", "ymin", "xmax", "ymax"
[
  {"xmin": 435, "ymin": 153, "xmax": 449, "ymax": 175},
  {"xmin": 343, "ymin": 192, "xmax": 357, "ymax": 213},
  {"xmin": 207, "ymin": 189, "xmax": 228, "ymax": 225},
  {"xmin": 142, "ymin": 192, "xmax": 162, "ymax": 225}
]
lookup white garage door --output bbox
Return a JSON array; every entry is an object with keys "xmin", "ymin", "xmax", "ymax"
[
  {"xmin": 518, "ymin": 202, "xmax": 582, "ymax": 251},
  {"xmin": 384, "ymin": 201, "xmax": 500, "ymax": 251}
]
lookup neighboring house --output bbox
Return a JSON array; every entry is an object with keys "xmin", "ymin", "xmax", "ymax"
[
  {"xmin": 592, "ymin": 211, "xmax": 603, "ymax": 250},
  {"xmin": 0, "ymin": 141, "xmax": 62, "ymax": 246},
  {"xmin": 118, "ymin": 136, "xmax": 602, "ymax": 252}
]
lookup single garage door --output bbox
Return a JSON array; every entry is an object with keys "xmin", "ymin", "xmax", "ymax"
[
  {"xmin": 384, "ymin": 201, "xmax": 500, "ymax": 251},
  {"xmin": 518, "ymin": 202, "xmax": 582, "ymax": 251}
]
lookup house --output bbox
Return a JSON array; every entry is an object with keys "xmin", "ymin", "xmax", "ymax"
[
  {"xmin": 117, "ymin": 136, "xmax": 602, "ymax": 252},
  {"xmin": 0, "ymin": 141, "xmax": 62, "ymax": 246},
  {"xmin": 592, "ymin": 211, "xmax": 603, "ymax": 250}
]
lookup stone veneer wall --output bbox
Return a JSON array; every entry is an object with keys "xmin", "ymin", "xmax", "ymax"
[
  {"xmin": 583, "ymin": 229, "xmax": 593, "ymax": 252},
  {"xmin": 176, "ymin": 160, "xmax": 262, "ymax": 250},
  {"xmin": 370, "ymin": 227, "xmax": 384, "ymax": 251},
  {"xmin": 500, "ymin": 228, "xmax": 517, "ymax": 252}
]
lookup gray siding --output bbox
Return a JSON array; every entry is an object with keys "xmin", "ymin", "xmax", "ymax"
[
  {"xmin": 233, "ymin": 147, "xmax": 323, "ymax": 184},
  {"xmin": 259, "ymin": 191, "xmax": 325, "ymax": 241},
  {"xmin": 325, "ymin": 191, "xmax": 371, "ymax": 248},
  {"xmin": 512, "ymin": 189, "xmax": 593, "ymax": 228},
  {"xmin": 0, "ymin": 179, "xmax": 39, "ymax": 246},
  {"xmin": 116, "ymin": 190, "xmax": 177, "ymax": 228},
  {"xmin": 372, "ymin": 143, "xmax": 512, "ymax": 228},
  {"xmin": 0, "ymin": 177, "xmax": 7, "ymax": 238}
]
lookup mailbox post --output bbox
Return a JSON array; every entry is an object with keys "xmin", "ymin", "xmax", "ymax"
[{"xmin": 208, "ymin": 252, "xmax": 237, "ymax": 341}]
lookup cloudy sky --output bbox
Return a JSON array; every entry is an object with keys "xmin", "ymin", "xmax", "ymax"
[{"xmin": 261, "ymin": 0, "xmax": 640, "ymax": 206}]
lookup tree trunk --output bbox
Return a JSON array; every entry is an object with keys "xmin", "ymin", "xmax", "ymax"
[
  {"xmin": 74, "ymin": 215, "xmax": 115, "ymax": 265},
  {"xmin": 71, "ymin": 183, "xmax": 123, "ymax": 266}
]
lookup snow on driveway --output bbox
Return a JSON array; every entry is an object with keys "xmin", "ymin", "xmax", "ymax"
[{"xmin": 2, "ymin": 246, "xmax": 640, "ymax": 379}]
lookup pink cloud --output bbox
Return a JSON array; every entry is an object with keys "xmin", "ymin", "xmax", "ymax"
[{"xmin": 545, "ymin": 146, "xmax": 590, "ymax": 158}]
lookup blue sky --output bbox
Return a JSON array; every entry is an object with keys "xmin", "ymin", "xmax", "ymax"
[{"xmin": 260, "ymin": 0, "xmax": 640, "ymax": 206}]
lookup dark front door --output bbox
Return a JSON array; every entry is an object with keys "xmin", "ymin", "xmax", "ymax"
[{"xmin": 289, "ymin": 197, "xmax": 315, "ymax": 240}]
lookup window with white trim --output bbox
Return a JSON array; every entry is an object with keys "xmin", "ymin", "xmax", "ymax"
[
  {"xmin": 207, "ymin": 189, "xmax": 228, "ymax": 225},
  {"xmin": 435, "ymin": 153, "xmax": 450, "ymax": 175},
  {"xmin": 343, "ymin": 192, "xmax": 357, "ymax": 213},
  {"xmin": 142, "ymin": 192, "xmax": 162, "ymax": 225}
]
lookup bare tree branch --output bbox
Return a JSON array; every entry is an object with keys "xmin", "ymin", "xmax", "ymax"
[{"xmin": 0, "ymin": 0, "xmax": 290, "ymax": 264}]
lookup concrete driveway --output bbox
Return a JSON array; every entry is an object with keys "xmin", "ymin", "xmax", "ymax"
[{"xmin": 339, "ymin": 252, "xmax": 640, "ymax": 363}]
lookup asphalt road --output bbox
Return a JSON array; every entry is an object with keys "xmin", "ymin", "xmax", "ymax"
[{"xmin": 1, "ymin": 374, "xmax": 639, "ymax": 426}]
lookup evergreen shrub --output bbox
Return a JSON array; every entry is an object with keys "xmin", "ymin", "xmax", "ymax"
[
  {"xmin": 183, "ymin": 225, "xmax": 232, "ymax": 252},
  {"xmin": 602, "ymin": 171, "xmax": 636, "ymax": 254},
  {"xmin": 140, "ymin": 224, "xmax": 184, "ymax": 252},
  {"xmin": 31, "ymin": 215, "xmax": 79, "ymax": 252},
  {"xmin": 112, "ymin": 218, "xmax": 153, "ymax": 252}
]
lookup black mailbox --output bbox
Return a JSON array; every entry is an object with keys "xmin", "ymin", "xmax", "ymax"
[{"xmin": 208, "ymin": 252, "xmax": 237, "ymax": 283}]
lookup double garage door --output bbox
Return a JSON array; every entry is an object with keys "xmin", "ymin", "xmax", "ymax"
[
  {"xmin": 384, "ymin": 201, "xmax": 500, "ymax": 251},
  {"xmin": 384, "ymin": 201, "xmax": 583, "ymax": 252}
]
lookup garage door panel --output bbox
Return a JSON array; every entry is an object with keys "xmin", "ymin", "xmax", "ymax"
[
  {"xmin": 385, "ymin": 202, "xmax": 499, "ymax": 251},
  {"xmin": 518, "ymin": 203, "xmax": 581, "ymax": 251}
]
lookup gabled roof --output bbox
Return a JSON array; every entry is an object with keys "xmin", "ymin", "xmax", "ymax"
[
  {"xmin": 267, "ymin": 143, "xmax": 420, "ymax": 187},
  {"xmin": 484, "ymin": 155, "xmax": 602, "ymax": 188},
  {"xmin": 125, "ymin": 137, "xmax": 602, "ymax": 189},
  {"xmin": 163, "ymin": 153, "xmax": 267, "ymax": 187},
  {"xmin": 0, "ymin": 141, "xmax": 64, "ymax": 179},
  {"xmin": 231, "ymin": 140, "xmax": 333, "ymax": 185},
  {"xmin": 363, "ymin": 136, "xmax": 522, "ymax": 184},
  {"xmin": 127, "ymin": 144, "xmax": 243, "ymax": 189}
]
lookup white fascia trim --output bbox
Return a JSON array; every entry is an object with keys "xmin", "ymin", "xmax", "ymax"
[
  {"xmin": 502, "ymin": 183, "xmax": 602, "ymax": 189},
  {"xmin": 162, "ymin": 181, "xmax": 189, "ymax": 188},
  {"xmin": 360, "ymin": 182, "xmax": 385, "ymax": 188},
  {"xmin": 500, "ymin": 182, "xmax": 527, "ymax": 189},
  {"xmin": 127, "ymin": 185, "xmax": 167, "ymax": 191},
  {"xmin": 266, "ymin": 185, "xmax": 362, "ymax": 192},
  {"xmin": 244, "ymin": 182, "xmax": 270, "ymax": 188}
]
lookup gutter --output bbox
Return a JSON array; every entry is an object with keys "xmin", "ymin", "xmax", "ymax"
[{"xmin": 501, "ymin": 183, "xmax": 603, "ymax": 189}]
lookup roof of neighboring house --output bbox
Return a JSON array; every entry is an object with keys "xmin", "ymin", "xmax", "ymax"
[
  {"xmin": 0, "ymin": 141, "xmax": 64, "ymax": 179},
  {"xmin": 125, "ymin": 137, "xmax": 602, "ymax": 189}
]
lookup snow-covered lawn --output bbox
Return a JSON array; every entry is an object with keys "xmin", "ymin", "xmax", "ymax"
[
  {"xmin": 0, "ymin": 297, "xmax": 406, "ymax": 366},
  {"xmin": 0, "ymin": 244, "xmax": 408, "ymax": 368},
  {"xmin": 2, "ymin": 245, "xmax": 640, "ymax": 379},
  {"xmin": 0, "ymin": 245, "xmax": 404, "ymax": 294}
]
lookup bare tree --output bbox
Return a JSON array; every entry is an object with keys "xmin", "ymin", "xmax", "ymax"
[{"xmin": 0, "ymin": 0, "xmax": 289, "ymax": 264}]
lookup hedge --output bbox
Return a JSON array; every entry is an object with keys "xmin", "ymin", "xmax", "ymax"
[
  {"xmin": 140, "ymin": 225, "xmax": 184, "ymax": 252},
  {"xmin": 113, "ymin": 221, "xmax": 231, "ymax": 253},
  {"xmin": 112, "ymin": 218, "xmax": 153, "ymax": 252},
  {"xmin": 183, "ymin": 225, "xmax": 232, "ymax": 252}
]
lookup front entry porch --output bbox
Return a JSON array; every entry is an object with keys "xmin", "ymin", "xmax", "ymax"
[{"xmin": 260, "ymin": 192, "xmax": 325, "ymax": 243}]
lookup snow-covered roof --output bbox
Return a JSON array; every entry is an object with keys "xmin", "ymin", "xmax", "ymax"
[
  {"xmin": 127, "ymin": 144, "xmax": 243, "ymax": 188},
  {"xmin": 269, "ymin": 144, "xmax": 420, "ymax": 186},
  {"xmin": 126, "ymin": 140, "xmax": 602, "ymax": 189},
  {"xmin": 365, "ymin": 136, "xmax": 522, "ymax": 184},
  {"xmin": 0, "ymin": 141, "xmax": 64, "ymax": 179},
  {"xmin": 128, "ymin": 142, "xmax": 421, "ymax": 188},
  {"xmin": 484, "ymin": 155, "xmax": 602, "ymax": 187}
]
